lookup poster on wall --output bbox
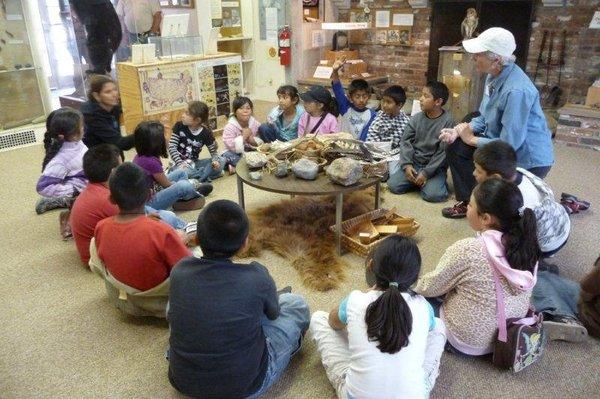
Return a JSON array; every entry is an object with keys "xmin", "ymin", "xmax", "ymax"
[
  {"xmin": 259, "ymin": 0, "xmax": 286, "ymax": 41},
  {"xmin": 139, "ymin": 63, "xmax": 197, "ymax": 115}
]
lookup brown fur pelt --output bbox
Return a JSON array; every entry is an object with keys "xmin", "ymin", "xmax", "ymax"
[{"xmin": 239, "ymin": 190, "xmax": 375, "ymax": 291}]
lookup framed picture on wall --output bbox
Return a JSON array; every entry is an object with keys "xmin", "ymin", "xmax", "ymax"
[{"xmin": 161, "ymin": 0, "xmax": 195, "ymax": 8}]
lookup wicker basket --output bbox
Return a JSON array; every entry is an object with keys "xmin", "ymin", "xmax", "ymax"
[{"xmin": 329, "ymin": 208, "xmax": 420, "ymax": 257}]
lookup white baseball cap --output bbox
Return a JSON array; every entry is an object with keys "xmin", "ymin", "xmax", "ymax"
[{"xmin": 462, "ymin": 27, "xmax": 516, "ymax": 58}]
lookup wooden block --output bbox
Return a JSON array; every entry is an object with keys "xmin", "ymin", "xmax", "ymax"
[{"xmin": 375, "ymin": 225, "xmax": 398, "ymax": 234}]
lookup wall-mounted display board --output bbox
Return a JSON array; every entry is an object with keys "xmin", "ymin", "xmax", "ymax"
[
  {"xmin": 117, "ymin": 52, "xmax": 242, "ymax": 134},
  {"xmin": 210, "ymin": 0, "xmax": 243, "ymax": 36},
  {"xmin": 159, "ymin": 0, "xmax": 195, "ymax": 8},
  {"xmin": 348, "ymin": 8, "xmax": 414, "ymax": 46}
]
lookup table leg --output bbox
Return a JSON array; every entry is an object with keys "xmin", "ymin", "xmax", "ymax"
[
  {"xmin": 336, "ymin": 192, "xmax": 343, "ymax": 256},
  {"xmin": 237, "ymin": 176, "xmax": 245, "ymax": 210},
  {"xmin": 374, "ymin": 181, "xmax": 381, "ymax": 210}
]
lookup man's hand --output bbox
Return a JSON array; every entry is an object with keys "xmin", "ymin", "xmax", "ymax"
[
  {"xmin": 404, "ymin": 165, "xmax": 417, "ymax": 183},
  {"xmin": 414, "ymin": 172, "xmax": 427, "ymax": 187}
]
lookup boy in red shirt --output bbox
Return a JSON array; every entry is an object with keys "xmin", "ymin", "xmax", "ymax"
[{"xmin": 94, "ymin": 162, "xmax": 191, "ymax": 293}]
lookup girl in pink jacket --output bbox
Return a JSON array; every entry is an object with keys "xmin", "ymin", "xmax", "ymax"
[{"xmin": 221, "ymin": 97, "xmax": 263, "ymax": 174}]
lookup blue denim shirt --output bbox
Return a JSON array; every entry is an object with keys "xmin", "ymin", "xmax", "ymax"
[{"xmin": 470, "ymin": 63, "xmax": 554, "ymax": 169}]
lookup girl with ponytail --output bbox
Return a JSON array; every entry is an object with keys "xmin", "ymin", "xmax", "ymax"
[
  {"xmin": 311, "ymin": 236, "xmax": 447, "ymax": 399},
  {"xmin": 297, "ymin": 85, "xmax": 340, "ymax": 136},
  {"xmin": 35, "ymin": 107, "xmax": 88, "ymax": 214},
  {"xmin": 416, "ymin": 178, "xmax": 539, "ymax": 356}
]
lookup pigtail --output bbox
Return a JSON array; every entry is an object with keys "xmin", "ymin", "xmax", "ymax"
[
  {"xmin": 365, "ymin": 285, "xmax": 413, "ymax": 354},
  {"xmin": 502, "ymin": 207, "xmax": 540, "ymax": 272},
  {"xmin": 42, "ymin": 136, "xmax": 65, "ymax": 170}
]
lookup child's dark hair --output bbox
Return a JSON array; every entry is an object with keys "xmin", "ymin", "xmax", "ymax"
[
  {"xmin": 473, "ymin": 178, "xmax": 540, "ymax": 272},
  {"xmin": 88, "ymin": 75, "xmax": 115, "ymax": 102},
  {"xmin": 134, "ymin": 121, "xmax": 168, "ymax": 158},
  {"xmin": 196, "ymin": 199, "xmax": 249, "ymax": 258},
  {"xmin": 232, "ymin": 96, "xmax": 253, "ymax": 116},
  {"xmin": 83, "ymin": 144, "xmax": 123, "ymax": 183},
  {"xmin": 365, "ymin": 236, "xmax": 422, "ymax": 354},
  {"xmin": 348, "ymin": 79, "xmax": 371, "ymax": 97},
  {"xmin": 425, "ymin": 81, "xmax": 450, "ymax": 106},
  {"xmin": 108, "ymin": 162, "xmax": 149, "ymax": 211},
  {"xmin": 187, "ymin": 101, "xmax": 209, "ymax": 123},
  {"xmin": 323, "ymin": 97, "xmax": 339, "ymax": 117},
  {"xmin": 382, "ymin": 85, "xmax": 406, "ymax": 106},
  {"xmin": 473, "ymin": 141, "xmax": 517, "ymax": 180},
  {"xmin": 277, "ymin": 85, "xmax": 300, "ymax": 105},
  {"xmin": 42, "ymin": 107, "xmax": 83, "ymax": 170}
]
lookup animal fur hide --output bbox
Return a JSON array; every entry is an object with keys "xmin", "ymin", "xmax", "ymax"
[{"xmin": 239, "ymin": 191, "xmax": 375, "ymax": 291}]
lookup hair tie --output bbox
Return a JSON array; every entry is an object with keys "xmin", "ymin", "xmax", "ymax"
[
  {"xmin": 518, "ymin": 206, "xmax": 526, "ymax": 217},
  {"xmin": 389, "ymin": 282, "xmax": 399, "ymax": 289}
]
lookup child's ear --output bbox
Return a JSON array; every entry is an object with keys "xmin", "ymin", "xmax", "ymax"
[
  {"xmin": 435, "ymin": 98, "xmax": 444, "ymax": 107},
  {"xmin": 491, "ymin": 172, "xmax": 503, "ymax": 180},
  {"xmin": 481, "ymin": 212, "xmax": 495, "ymax": 228},
  {"xmin": 237, "ymin": 236, "xmax": 250, "ymax": 255}
]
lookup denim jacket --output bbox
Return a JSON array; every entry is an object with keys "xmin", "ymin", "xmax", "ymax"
[{"xmin": 470, "ymin": 63, "xmax": 554, "ymax": 169}]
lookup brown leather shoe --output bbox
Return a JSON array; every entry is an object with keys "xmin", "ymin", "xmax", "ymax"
[{"xmin": 173, "ymin": 196, "xmax": 206, "ymax": 211}]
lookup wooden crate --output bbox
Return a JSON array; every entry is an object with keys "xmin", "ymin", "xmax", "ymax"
[{"xmin": 330, "ymin": 208, "xmax": 420, "ymax": 257}]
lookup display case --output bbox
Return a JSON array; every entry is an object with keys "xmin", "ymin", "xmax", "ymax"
[
  {"xmin": 0, "ymin": 0, "xmax": 46, "ymax": 129},
  {"xmin": 148, "ymin": 35, "xmax": 203, "ymax": 60},
  {"xmin": 116, "ymin": 52, "xmax": 243, "ymax": 133}
]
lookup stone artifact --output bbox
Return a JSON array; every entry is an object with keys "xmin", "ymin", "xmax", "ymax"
[
  {"xmin": 245, "ymin": 152, "xmax": 268, "ymax": 169},
  {"xmin": 326, "ymin": 157, "xmax": 363, "ymax": 186},
  {"xmin": 249, "ymin": 171, "xmax": 263, "ymax": 180},
  {"xmin": 274, "ymin": 161, "xmax": 289, "ymax": 178},
  {"xmin": 292, "ymin": 158, "xmax": 319, "ymax": 180}
]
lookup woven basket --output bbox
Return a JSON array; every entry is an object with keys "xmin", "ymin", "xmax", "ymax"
[{"xmin": 329, "ymin": 208, "xmax": 420, "ymax": 257}]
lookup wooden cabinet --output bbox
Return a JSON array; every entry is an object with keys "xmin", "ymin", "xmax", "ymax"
[{"xmin": 116, "ymin": 52, "xmax": 243, "ymax": 134}]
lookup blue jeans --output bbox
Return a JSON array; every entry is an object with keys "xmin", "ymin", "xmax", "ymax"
[
  {"xmin": 388, "ymin": 164, "xmax": 449, "ymax": 202},
  {"xmin": 144, "ymin": 206, "xmax": 187, "ymax": 230},
  {"xmin": 222, "ymin": 150, "xmax": 242, "ymax": 167},
  {"xmin": 532, "ymin": 270, "xmax": 580, "ymax": 319},
  {"xmin": 147, "ymin": 169, "xmax": 199, "ymax": 210},
  {"xmin": 169, "ymin": 158, "xmax": 225, "ymax": 182},
  {"xmin": 258, "ymin": 123, "xmax": 278, "ymax": 143},
  {"xmin": 246, "ymin": 293, "xmax": 310, "ymax": 399}
]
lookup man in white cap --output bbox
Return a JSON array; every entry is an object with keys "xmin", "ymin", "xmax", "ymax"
[{"xmin": 440, "ymin": 27, "xmax": 554, "ymax": 219}]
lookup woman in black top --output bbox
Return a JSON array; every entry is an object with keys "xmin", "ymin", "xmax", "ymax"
[{"xmin": 81, "ymin": 75, "xmax": 135, "ymax": 151}]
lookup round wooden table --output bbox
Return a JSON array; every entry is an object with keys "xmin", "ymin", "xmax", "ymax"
[{"xmin": 236, "ymin": 159, "xmax": 382, "ymax": 255}]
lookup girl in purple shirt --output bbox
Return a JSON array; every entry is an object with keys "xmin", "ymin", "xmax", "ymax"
[{"xmin": 297, "ymin": 85, "xmax": 340, "ymax": 137}]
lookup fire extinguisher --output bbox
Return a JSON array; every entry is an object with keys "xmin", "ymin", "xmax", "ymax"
[{"xmin": 278, "ymin": 25, "xmax": 291, "ymax": 66}]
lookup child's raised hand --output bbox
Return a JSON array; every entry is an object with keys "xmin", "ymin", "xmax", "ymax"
[{"xmin": 332, "ymin": 56, "xmax": 346, "ymax": 72}]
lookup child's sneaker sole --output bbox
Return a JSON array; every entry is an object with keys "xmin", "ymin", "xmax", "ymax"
[
  {"xmin": 173, "ymin": 196, "xmax": 206, "ymax": 211},
  {"xmin": 543, "ymin": 320, "xmax": 588, "ymax": 342}
]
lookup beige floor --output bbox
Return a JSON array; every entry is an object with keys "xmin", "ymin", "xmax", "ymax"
[{"xmin": 1, "ymin": 103, "xmax": 599, "ymax": 398}]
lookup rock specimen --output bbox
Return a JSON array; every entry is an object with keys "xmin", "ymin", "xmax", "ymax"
[
  {"xmin": 245, "ymin": 152, "xmax": 268, "ymax": 169},
  {"xmin": 326, "ymin": 157, "xmax": 363, "ymax": 186},
  {"xmin": 292, "ymin": 158, "xmax": 319, "ymax": 180},
  {"xmin": 274, "ymin": 161, "xmax": 289, "ymax": 178},
  {"xmin": 249, "ymin": 171, "xmax": 262, "ymax": 180}
]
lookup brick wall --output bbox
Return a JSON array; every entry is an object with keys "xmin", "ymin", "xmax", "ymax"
[{"xmin": 340, "ymin": 0, "xmax": 599, "ymax": 106}]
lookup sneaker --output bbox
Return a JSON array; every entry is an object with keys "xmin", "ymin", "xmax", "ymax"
[
  {"xmin": 561, "ymin": 193, "xmax": 590, "ymax": 211},
  {"xmin": 277, "ymin": 286, "xmax": 292, "ymax": 296},
  {"xmin": 561, "ymin": 199, "xmax": 580, "ymax": 215},
  {"xmin": 543, "ymin": 316, "xmax": 588, "ymax": 342},
  {"xmin": 59, "ymin": 210, "xmax": 72, "ymax": 240},
  {"xmin": 173, "ymin": 196, "xmax": 206, "ymax": 211},
  {"xmin": 189, "ymin": 179, "xmax": 214, "ymax": 196},
  {"xmin": 35, "ymin": 196, "xmax": 73, "ymax": 214},
  {"xmin": 442, "ymin": 201, "xmax": 468, "ymax": 219}
]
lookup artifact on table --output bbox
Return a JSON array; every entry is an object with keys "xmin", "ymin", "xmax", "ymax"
[
  {"xmin": 460, "ymin": 8, "xmax": 478, "ymax": 40},
  {"xmin": 249, "ymin": 171, "xmax": 263, "ymax": 180},
  {"xmin": 244, "ymin": 152, "xmax": 268, "ymax": 169},
  {"xmin": 326, "ymin": 157, "xmax": 363, "ymax": 186},
  {"xmin": 274, "ymin": 161, "xmax": 289, "ymax": 178},
  {"xmin": 292, "ymin": 158, "xmax": 319, "ymax": 180}
]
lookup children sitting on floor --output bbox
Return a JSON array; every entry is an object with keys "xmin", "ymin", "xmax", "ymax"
[
  {"xmin": 331, "ymin": 57, "xmax": 376, "ymax": 140},
  {"xmin": 167, "ymin": 100, "xmax": 224, "ymax": 182},
  {"xmin": 415, "ymin": 178, "xmax": 539, "ymax": 356},
  {"xmin": 90, "ymin": 162, "xmax": 191, "ymax": 317},
  {"xmin": 258, "ymin": 85, "xmax": 305, "ymax": 142},
  {"xmin": 36, "ymin": 107, "xmax": 88, "ymax": 214},
  {"xmin": 222, "ymin": 96, "xmax": 263, "ymax": 174},
  {"xmin": 473, "ymin": 141, "xmax": 571, "ymax": 257},
  {"xmin": 168, "ymin": 200, "xmax": 310, "ymax": 399},
  {"xmin": 71, "ymin": 144, "xmax": 187, "ymax": 266},
  {"xmin": 388, "ymin": 81, "xmax": 454, "ymax": 202},
  {"xmin": 297, "ymin": 85, "xmax": 340, "ymax": 136},
  {"xmin": 133, "ymin": 121, "xmax": 212, "ymax": 211},
  {"xmin": 365, "ymin": 85, "xmax": 410, "ymax": 176},
  {"xmin": 311, "ymin": 236, "xmax": 446, "ymax": 399}
]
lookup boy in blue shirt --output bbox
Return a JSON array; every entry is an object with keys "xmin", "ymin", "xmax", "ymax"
[
  {"xmin": 331, "ymin": 57, "xmax": 376, "ymax": 140},
  {"xmin": 168, "ymin": 200, "xmax": 310, "ymax": 399}
]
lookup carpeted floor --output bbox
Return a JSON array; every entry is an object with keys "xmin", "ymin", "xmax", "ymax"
[{"xmin": 1, "ymin": 102, "xmax": 599, "ymax": 398}]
